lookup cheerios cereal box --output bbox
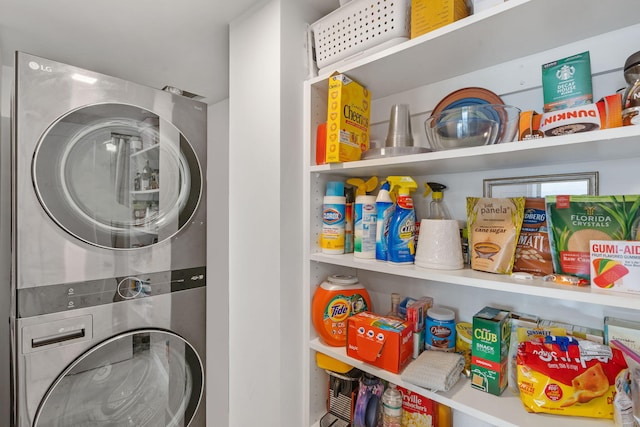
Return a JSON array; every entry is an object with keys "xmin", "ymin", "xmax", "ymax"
[
  {"xmin": 325, "ymin": 73, "xmax": 370, "ymax": 163},
  {"xmin": 397, "ymin": 386, "xmax": 437, "ymax": 427}
]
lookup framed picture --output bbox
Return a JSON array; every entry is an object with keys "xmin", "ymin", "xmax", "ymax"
[{"xmin": 483, "ymin": 172, "xmax": 599, "ymax": 198}]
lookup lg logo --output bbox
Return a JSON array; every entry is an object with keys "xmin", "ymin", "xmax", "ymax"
[{"xmin": 28, "ymin": 61, "xmax": 52, "ymax": 72}]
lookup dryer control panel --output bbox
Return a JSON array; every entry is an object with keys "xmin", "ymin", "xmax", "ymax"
[{"xmin": 17, "ymin": 266, "xmax": 206, "ymax": 317}]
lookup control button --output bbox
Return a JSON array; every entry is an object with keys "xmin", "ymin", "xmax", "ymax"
[{"xmin": 117, "ymin": 277, "xmax": 143, "ymax": 300}]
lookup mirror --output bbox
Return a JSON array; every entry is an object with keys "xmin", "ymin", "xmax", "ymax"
[{"xmin": 483, "ymin": 172, "xmax": 599, "ymax": 198}]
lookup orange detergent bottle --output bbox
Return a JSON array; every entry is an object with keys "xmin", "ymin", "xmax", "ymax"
[{"xmin": 312, "ymin": 275, "xmax": 372, "ymax": 347}]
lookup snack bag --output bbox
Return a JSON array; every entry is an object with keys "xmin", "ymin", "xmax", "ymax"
[
  {"xmin": 467, "ymin": 197, "xmax": 525, "ymax": 274},
  {"xmin": 517, "ymin": 335, "xmax": 627, "ymax": 419},
  {"xmin": 513, "ymin": 198, "xmax": 553, "ymax": 276}
]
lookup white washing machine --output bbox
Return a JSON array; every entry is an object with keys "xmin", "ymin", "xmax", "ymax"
[{"xmin": 11, "ymin": 52, "xmax": 207, "ymax": 426}]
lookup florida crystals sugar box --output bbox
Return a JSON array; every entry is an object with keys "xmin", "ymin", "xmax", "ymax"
[
  {"xmin": 471, "ymin": 306, "xmax": 511, "ymax": 396},
  {"xmin": 546, "ymin": 195, "xmax": 640, "ymax": 280},
  {"xmin": 325, "ymin": 73, "xmax": 371, "ymax": 163},
  {"xmin": 542, "ymin": 51, "xmax": 593, "ymax": 113},
  {"xmin": 590, "ymin": 240, "xmax": 640, "ymax": 295},
  {"xmin": 346, "ymin": 311, "xmax": 413, "ymax": 374}
]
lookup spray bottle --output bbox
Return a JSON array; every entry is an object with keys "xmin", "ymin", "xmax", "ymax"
[
  {"xmin": 427, "ymin": 182, "xmax": 451, "ymax": 220},
  {"xmin": 347, "ymin": 177, "xmax": 378, "ymax": 259},
  {"xmin": 375, "ymin": 181, "xmax": 394, "ymax": 261},
  {"xmin": 386, "ymin": 176, "xmax": 418, "ymax": 264}
]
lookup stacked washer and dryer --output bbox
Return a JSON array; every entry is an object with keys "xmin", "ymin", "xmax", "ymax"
[{"xmin": 10, "ymin": 52, "xmax": 207, "ymax": 426}]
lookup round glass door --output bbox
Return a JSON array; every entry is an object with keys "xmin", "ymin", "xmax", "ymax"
[
  {"xmin": 33, "ymin": 103, "xmax": 202, "ymax": 249},
  {"xmin": 34, "ymin": 329, "xmax": 204, "ymax": 427}
]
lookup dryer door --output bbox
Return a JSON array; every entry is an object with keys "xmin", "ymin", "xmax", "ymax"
[
  {"xmin": 32, "ymin": 103, "xmax": 202, "ymax": 249},
  {"xmin": 33, "ymin": 329, "xmax": 204, "ymax": 427}
]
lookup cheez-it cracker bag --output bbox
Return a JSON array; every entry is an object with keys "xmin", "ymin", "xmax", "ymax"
[
  {"xmin": 325, "ymin": 73, "xmax": 370, "ymax": 163},
  {"xmin": 516, "ymin": 335, "xmax": 627, "ymax": 419}
]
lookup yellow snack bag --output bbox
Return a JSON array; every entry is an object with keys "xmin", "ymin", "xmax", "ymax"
[{"xmin": 516, "ymin": 336, "xmax": 627, "ymax": 419}]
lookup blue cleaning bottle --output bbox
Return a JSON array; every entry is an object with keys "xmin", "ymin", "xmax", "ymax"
[
  {"xmin": 386, "ymin": 176, "xmax": 418, "ymax": 264},
  {"xmin": 375, "ymin": 181, "xmax": 394, "ymax": 261}
]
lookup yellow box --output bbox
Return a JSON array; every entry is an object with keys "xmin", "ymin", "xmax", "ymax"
[
  {"xmin": 411, "ymin": 0, "xmax": 469, "ymax": 39},
  {"xmin": 326, "ymin": 74, "xmax": 371, "ymax": 163}
]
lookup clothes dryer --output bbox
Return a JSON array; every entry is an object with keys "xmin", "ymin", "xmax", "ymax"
[
  {"xmin": 13, "ymin": 271, "xmax": 206, "ymax": 426},
  {"xmin": 11, "ymin": 52, "xmax": 208, "ymax": 426},
  {"xmin": 12, "ymin": 51, "xmax": 207, "ymax": 288}
]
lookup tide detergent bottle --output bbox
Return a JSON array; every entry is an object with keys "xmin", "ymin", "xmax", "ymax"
[{"xmin": 387, "ymin": 176, "xmax": 417, "ymax": 264}]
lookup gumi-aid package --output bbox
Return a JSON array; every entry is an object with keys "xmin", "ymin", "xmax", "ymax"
[
  {"xmin": 590, "ymin": 240, "xmax": 640, "ymax": 295},
  {"xmin": 516, "ymin": 336, "xmax": 627, "ymax": 419}
]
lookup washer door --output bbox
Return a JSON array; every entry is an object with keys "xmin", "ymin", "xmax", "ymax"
[
  {"xmin": 34, "ymin": 329, "xmax": 203, "ymax": 427},
  {"xmin": 33, "ymin": 103, "xmax": 202, "ymax": 249}
]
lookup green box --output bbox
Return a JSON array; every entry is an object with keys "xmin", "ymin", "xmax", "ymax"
[
  {"xmin": 471, "ymin": 306, "xmax": 511, "ymax": 395},
  {"xmin": 542, "ymin": 51, "xmax": 592, "ymax": 112}
]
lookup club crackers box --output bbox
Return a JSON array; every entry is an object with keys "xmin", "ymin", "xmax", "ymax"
[
  {"xmin": 325, "ymin": 73, "xmax": 371, "ymax": 163},
  {"xmin": 471, "ymin": 306, "xmax": 511, "ymax": 396},
  {"xmin": 590, "ymin": 240, "xmax": 640, "ymax": 295}
]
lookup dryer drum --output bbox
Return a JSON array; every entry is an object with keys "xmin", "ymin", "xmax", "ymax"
[{"xmin": 33, "ymin": 329, "xmax": 204, "ymax": 427}]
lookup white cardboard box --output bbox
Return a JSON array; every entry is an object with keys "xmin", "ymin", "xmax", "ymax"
[{"xmin": 590, "ymin": 240, "xmax": 640, "ymax": 294}]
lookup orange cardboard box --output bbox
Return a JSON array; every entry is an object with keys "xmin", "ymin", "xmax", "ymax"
[{"xmin": 346, "ymin": 311, "xmax": 413, "ymax": 374}]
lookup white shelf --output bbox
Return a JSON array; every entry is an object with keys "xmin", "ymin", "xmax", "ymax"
[
  {"xmin": 130, "ymin": 144, "xmax": 159, "ymax": 158},
  {"xmin": 309, "ymin": 0, "xmax": 639, "ymax": 98},
  {"xmin": 310, "ymin": 339, "xmax": 608, "ymax": 427},
  {"xmin": 303, "ymin": 1, "xmax": 640, "ymax": 426},
  {"xmin": 309, "ymin": 126, "xmax": 640, "ymax": 177},
  {"xmin": 310, "ymin": 253, "xmax": 640, "ymax": 310}
]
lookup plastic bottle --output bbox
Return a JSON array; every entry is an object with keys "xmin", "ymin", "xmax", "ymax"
[
  {"xmin": 311, "ymin": 275, "xmax": 372, "ymax": 346},
  {"xmin": 354, "ymin": 195, "xmax": 377, "ymax": 258},
  {"xmin": 141, "ymin": 160, "xmax": 151, "ymax": 190},
  {"xmin": 375, "ymin": 181, "xmax": 394, "ymax": 261},
  {"xmin": 347, "ymin": 176, "xmax": 378, "ymax": 259},
  {"xmin": 344, "ymin": 187, "xmax": 355, "ymax": 253},
  {"xmin": 321, "ymin": 181, "xmax": 346, "ymax": 254},
  {"xmin": 427, "ymin": 182, "xmax": 451, "ymax": 220},
  {"xmin": 385, "ymin": 293, "xmax": 402, "ymax": 319},
  {"xmin": 386, "ymin": 176, "xmax": 418, "ymax": 264},
  {"xmin": 381, "ymin": 383, "xmax": 403, "ymax": 427}
]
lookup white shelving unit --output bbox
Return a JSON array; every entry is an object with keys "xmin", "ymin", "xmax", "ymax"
[{"xmin": 302, "ymin": 1, "xmax": 640, "ymax": 426}]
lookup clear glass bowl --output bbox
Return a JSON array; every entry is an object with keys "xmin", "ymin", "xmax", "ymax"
[{"xmin": 424, "ymin": 104, "xmax": 521, "ymax": 151}]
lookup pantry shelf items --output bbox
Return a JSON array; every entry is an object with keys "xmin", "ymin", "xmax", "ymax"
[{"xmin": 302, "ymin": 1, "xmax": 640, "ymax": 427}]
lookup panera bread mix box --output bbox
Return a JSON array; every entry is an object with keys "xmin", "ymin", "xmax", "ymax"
[
  {"xmin": 325, "ymin": 73, "xmax": 370, "ymax": 163},
  {"xmin": 471, "ymin": 306, "xmax": 511, "ymax": 396},
  {"xmin": 346, "ymin": 311, "xmax": 413, "ymax": 374}
]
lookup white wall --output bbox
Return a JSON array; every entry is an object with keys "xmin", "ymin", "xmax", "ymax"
[
  {"xmin": 207, "ymin": 99, "xmax": 230, "ymax": 426},
  {"xmin": 229, "ymin": 1, "xmax": 284, "ymax": 425}
]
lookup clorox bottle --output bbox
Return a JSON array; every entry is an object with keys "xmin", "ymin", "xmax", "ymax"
[{"xmin": 387, "ymin": 176, "xmax": 418, "ymax": 264}]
